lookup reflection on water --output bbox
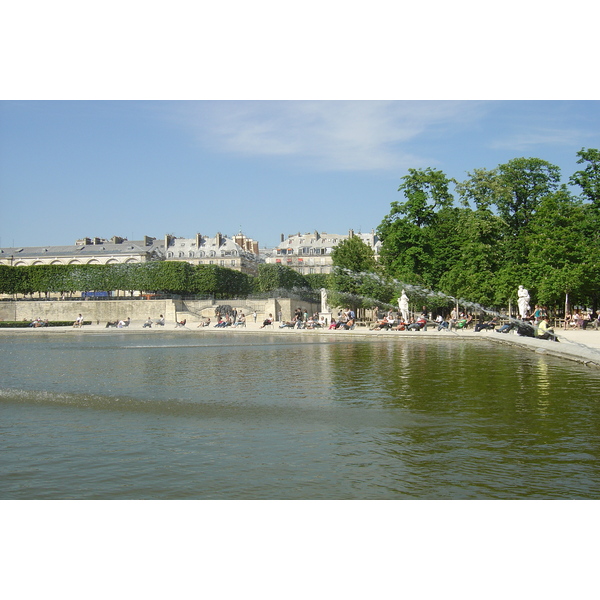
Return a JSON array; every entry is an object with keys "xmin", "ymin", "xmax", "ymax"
[{"xmin": 1, "ymin": 332, "xmax": 600, "ymax": 499}]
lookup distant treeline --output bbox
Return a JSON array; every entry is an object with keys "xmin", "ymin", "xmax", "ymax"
[{"xmin": 0, "ymin": 262, "xmax": 326, "ymax": 300}]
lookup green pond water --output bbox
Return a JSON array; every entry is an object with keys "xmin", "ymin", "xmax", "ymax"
[{"xmin": 1, "ymin": 331, "xmax": 599, "ymax": 499}]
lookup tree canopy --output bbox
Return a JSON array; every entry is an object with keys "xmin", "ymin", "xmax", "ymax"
[{"xmin": 376, "ymin": 149, "xmax": 600, "ymax": 315}]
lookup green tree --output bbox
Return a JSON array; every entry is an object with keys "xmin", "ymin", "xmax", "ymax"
[
  {"xmin": 438, "ymin": 205, "xmax": 507, "ymax": 307},
  {"xmin": 0, "ymin": 265, "xmax": 30, "ymax": 295},
  {"xmin": 378, "ymin": 168, "xmax": 458, "ymax": 288},
  {"xmin": 496, "ymin": 157, "xmax": 561, "ymax": 233},
  {"xmin": 569, "ymin": 147, "xmax": 600, "ymax": 209},
  {"xmin": 329, "ymin": 236, "xmax": 395, "ymax": 310},
  {"xmin": 393, "ymin": 167, "xmax": 456, "ymax": 227},
  {"xmin": 330, "ymin": 235, "xmax": 377, "ymax": 273},
  {"xmin": 526, "ymin": 189, "xmax": 590, "ymax": 309},
  {"xmin": 304, "ymin": 273, "xmax": 331, "ymax": 290},
  {"xmin": 253, "ymin": 264, "xmax": 308, "ymax": 293}
]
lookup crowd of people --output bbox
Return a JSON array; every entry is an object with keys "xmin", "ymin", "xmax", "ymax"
[
  {"xmin": 48, "ymin": 302, "xmax": 598, "ymax": 340},
  {"xmin": 564, "ymin": 309, "xmax": 600, "ymax": 330}
]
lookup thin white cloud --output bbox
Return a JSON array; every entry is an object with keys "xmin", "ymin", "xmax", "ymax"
[
  {"xmin": 490, "ymin": 128, "xmax": 591, "ymax": 152},
  {"xmin": 167, "ymin": 100, "xmax": 484, "ymax": 172}
]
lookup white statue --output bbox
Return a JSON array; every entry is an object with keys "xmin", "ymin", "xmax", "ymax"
[
  {"xmin": 398, "ymin": 290, "xmax": 409, "ymax": 322},
  {"xmin": 320, "ymin": 288, "xmax": 329, "ymax": 313},
  {"xmin": 517, "ymin": 285, "xmax": 530, "ymax": 319}
]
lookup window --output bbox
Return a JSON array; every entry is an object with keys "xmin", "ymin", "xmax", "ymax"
[{"xmin": 231, "ymin": 260, "xmax": 236, "ymax": 266}]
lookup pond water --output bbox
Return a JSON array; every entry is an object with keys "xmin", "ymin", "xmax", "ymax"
[{"xmin": 1, "ymin": 331, "xmax": 600, "ymax": 499}]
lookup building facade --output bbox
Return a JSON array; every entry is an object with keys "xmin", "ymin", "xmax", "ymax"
[
  {"xmin": 0, "ymin": 229, "xmax": 378, "ymax": 278},
  {"xmin": 163, "ymin": 232, "xmax": 261, "ymax": 276},
  {"xmin": 262, "ymin": 230, "xmax": 381, "ymax": 275},
  {"xmin": 0, "ymin": 236, "xmax": 163, "ymax": 267}
]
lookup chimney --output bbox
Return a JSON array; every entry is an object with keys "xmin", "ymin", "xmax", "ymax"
[
  {"xmin": 217, "ymin": 232, "xmax": 223, "ymax": 247},
  {"xmin": 165, "ymin": 234, "xmax": 175, "ymax": 248},
  {"xmin": 196, "ymin": 233, "xmax": 203, "ymax": 248},
  {"xmin": 349, "ymin": 229, "xmax": 354, "ymax": 238},
  {"xmin": 280, "ymin": 233, "xmax": 284, "ymax": 243}
]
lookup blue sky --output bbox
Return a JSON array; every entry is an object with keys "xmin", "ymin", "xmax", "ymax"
[{"xmin": 1, "ymin": 100, "xmax": 598, "ymax": 249}]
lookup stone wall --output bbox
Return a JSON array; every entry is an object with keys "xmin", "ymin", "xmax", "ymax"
[
  {"xmin": 0, "ymin": 297, "xmax": 321, "ymax": 325},
  {"xmin": 175, "ymin": 297, "xmax": 319, "ymax": 323},
  {"xmin": 0, "ymin": 299, "xmax": 178, "ymax": 324}
]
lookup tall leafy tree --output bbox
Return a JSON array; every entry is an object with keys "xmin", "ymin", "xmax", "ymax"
[
  {"xmin": 378, "ymin": 167, "xmax": 458, "ymax": 287},
  {"xmin": 330, "ymin": 235, "xmax": 377, "ymax": 273},
  {"xmin": 329, "ymin": 235, "xmax": 394, "ymax": 310},
  {"xmin": 496, "ymin": 157, "xmax": 561, "ymax": 234},
  {"xmin": 524, "ymin": 189, "xmax": 588, "ymax": 308},
  {"xmin": 438, "ymin": 205, "xmax": 507, "ymax": 307},
  {"xmin": 569, "ymin": 147, "xmax": 600, "ymax": 210}
]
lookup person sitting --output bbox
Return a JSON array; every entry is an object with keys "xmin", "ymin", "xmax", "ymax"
[
  {"xmin": 106, "ymin": 320, "xmax": 119, "ymax": 328},
  {"xmin": 474, "ymin": 317, "xmax": 498, "ymax": 332},
  {"xmin": 343, "ymin": 318, "xmax": 355, "ymax": 330},
  {"xmin": 279, "ymin": 321, "xmax": 295, "ymax": 328},
  {"xmin": 294, "ymin": 313, "xmax": 305, "ymax": 329},
  {"xmin": 235, "ymin": 314, "xmax": 246, "ymax": 327},
  {"xmin": 155, "ymin": 315, "xmax": 165, "ymax": 326},
  {"xmin": 198, "ymin": 318, "xmax": 211, "ymax": 327},
  {"xmin": 536, "ymin": 318, "xmax": 559, "ymax": 342},
  {"xmin": 436, "ymin": 315, "xmax": 449, "ymax": 331},
  {"xmin": 455, "ymin": 319, "xmax": 466, "ymax": 329},
  {"xmin": 260, "ymin": 314, "xmax": 274, "ymax": 329},
  {"xmin": 406, "ymin": 318, "xmax": 425, "ymax": 331},
  {"xmin": 496, "ymin": 322, "xmax": 515, "ymax": 334},
  {"xmin": 142, "ymin": 317, "xmax": 153, "ymax": 328},
  {"xmin": 372, "ymin": 317, "xmax": 392, "ymax": 331},
  {"xmin": 118, "ymin": 317, "xmax": 131, "ymax": 328},
  {"xmin": 175, "ymin": 318, "xmax": 187, "ymax": 328}
]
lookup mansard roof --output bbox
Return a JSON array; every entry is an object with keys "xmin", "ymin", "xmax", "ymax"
[
  {"xmin": 276, "ymin": 230, "xmax": 381, "ymax": 252},
  {"xmin": 0, "ymin": 239, "xmax": 164, "ymax": 259}
]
